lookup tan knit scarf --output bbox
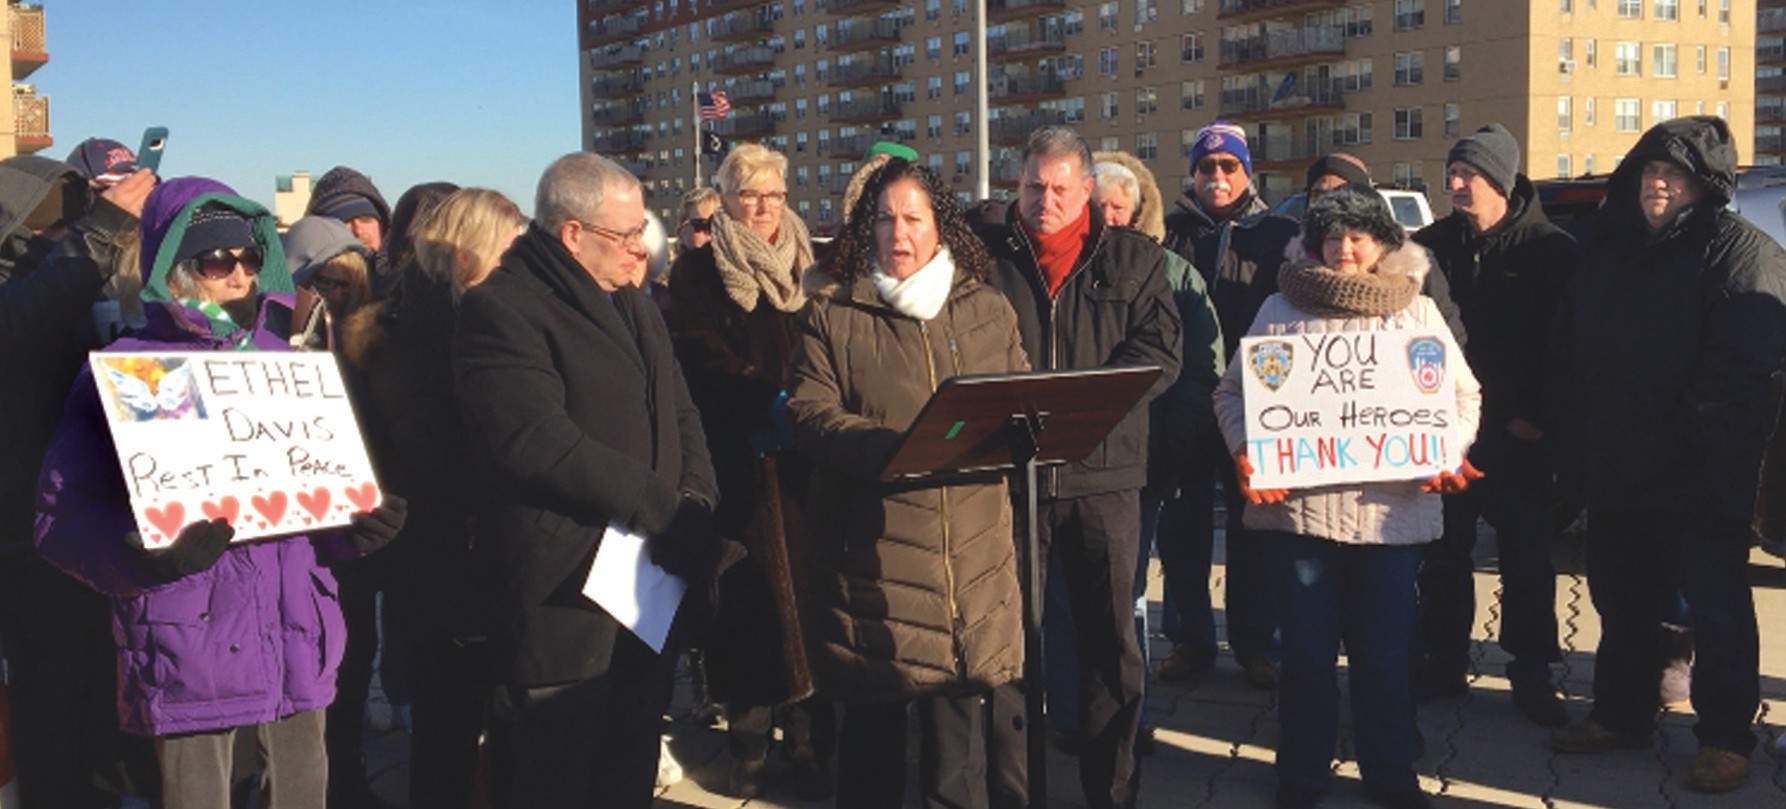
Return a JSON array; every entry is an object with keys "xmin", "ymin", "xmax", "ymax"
[
  {"xmin": 710, "ymin": 209, "xmax": 815, "ymax": 313},
  {"xmin": 1277, "ymin": 256, "xmax": 1418, "ymax": 318}
]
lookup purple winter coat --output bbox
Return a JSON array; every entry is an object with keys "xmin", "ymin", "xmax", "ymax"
[{"xmin": 33, "ymin": 178, "xmax": 346, "ymax": 737}]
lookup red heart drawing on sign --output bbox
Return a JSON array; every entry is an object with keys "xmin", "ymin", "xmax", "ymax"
[
  {"xmin": 145, "ymin": 502, "xmax": 186, "ymax": 543},
  {"xmin": 252, "ymin": 492, "xmax": 288, "ymax": 526},
  {"xmin": 345, "ymin": 482, "xmax": 379, "ymax": 513},
  {"xmin": 297, "ymin": 487, "xmax": 331, "ymax": 521},
  {"xmin": 202, "ymin": 496, "xmax": 240, "ymax": 525}
]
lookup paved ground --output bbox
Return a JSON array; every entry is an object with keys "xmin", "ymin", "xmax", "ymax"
[{"xmin": 361, "ymin": 524, "xmax": 1786, "ymax": 808}]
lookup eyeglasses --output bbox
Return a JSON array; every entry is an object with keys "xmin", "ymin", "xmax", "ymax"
[
  {"xmin": 1196, "ymin": 157, "xmax": 1244, "ymax": 176},
  {"xmin": 308, "ymin": 275, "xmax": 351, "ymax": 293},
  {"xmin": 577, "ymin": 219, "xmax": 650, "ymax": 247},
  {"xmin": 682, "ymin": 217, "xmax": 712, "ymax": 234},
  {"xmin": 193, "ymin": 248, "xmax": 263, "ymax": 279},
  {"xmin": 735, "ymin": 190, "xmax": 788, "ymax": 207}
]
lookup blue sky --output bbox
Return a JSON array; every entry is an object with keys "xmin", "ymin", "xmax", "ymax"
[{"xmin": 37, "ymin": 0, "xmax": 578, "ymax": 214}]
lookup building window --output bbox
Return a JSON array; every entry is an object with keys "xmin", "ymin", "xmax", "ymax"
[
  {"xmin": 1653, "ymin": 44, "xmax": 1676, "ymax": 77},
  {"xmin": 1099, "ymin": 2, "xmax": 1119, "ymax": 30},
  {"xmin": 815, "ymin": 24, "xmax": 828, "ymax": 46},
  {"xmin": 1394, "ymin": 107, "xmax": 1423, "ymax": 140},
  {"xmin": 1136, "ymin": 132, "xmax": 1158, "ymax": 159},
  {"xmin": 797, "ymin": 98, "xmax": 808, "ymax": 119},
  {"xmin": 1136, "ymin": 0, "xmax": 1158, "ymax": 24},
  {"xmin": 927, "ymin": 114, "xmax": 942, "ymax": 138},
  {"xmin": 955, "ymin": 70, "xmax": 970, "ymax": 95},
  {"xmin": 1559, "ymin": 96, "xmax": 1572, "ymax": 131},
  {"xmin": 925, "ymin": 0, "xmax": 940, "ymax": 20},
  {"xmin": 1182, "ymin": 0, "xmax": 1204, "ymax": 13},
  {"xmin": 927, "ymin": 154, "xmax": 944, "ymax": 174},
  {"xmin": 1394, "ymin": 0, "xmax": 1425, "ymax": 31},
  {"xmin": 1719, "ymin": 0, "xmax": 1729, "ymax": 24},
  {"xmin": 1717, "ymin": 100, "xmax": 1728, "ymax": 119},
  {"xmin": 927, "ymin": 76, "xmax": 942, "ymax": 99},
  {"xmin": 1615, "ymin": 98, "xmax": 1640, "ymax": 132},
  {"xmin": 1617, "ymin": 0, "xmax": 1641, "ymax": 17},
  {"xmin": 1561, "ymin": 0, "xmax": 1572, "ymax": 12},
  {"xmin": 1559, "ymin": 37, "xmax": 1574, "ymax": 73},
  {"xmin": 1392, "ymin": 161, "xmax": 1423, "ymax": 188},
  {"xmin": 1394, "ymin": 51, "xmax": 1425, "ymax": 86},
  {"xmin": 893, "ymin": 81, "xmax": 916, "ymax": 103},
  {"xmin": 955, "ymin": 111, "xmax": 972, "ymax": 134},
  {"xmin": 956, "ymin": 151, "xmax": 972, "ymax": 175},
  {"xmin": 1343, "ymin": 4, "xmax": 1375, "ymax": 38},
  {"xmin": 1136, "ymin": 41, "xmax": 1157, "ymax": 71},
  {"xmin": 1585, "ymin": 96, "xmax": 1596, "ymax": 126},
  {"xmin": 953, "ymin": 32, "xmax": 969, "ymax": 56},
  {"xmin": 1445, "ymin": 0, "xmax": 1461, "ymax": 23},
  {"xmin": 1338, "ymin": 112, "xmax": 1373, "ymax": 145},
  {"xmin": 1101, "ymin": 91, "xmax": 1120, "ymax": 120},
  {"xmin": 817, "ymin": 93, "xmax": 830, "ymax": 114},
  {"xmin": 1717, "ymin": 47, "xmax": 1729, "ymax": 80},
  {"xmin": 1064, "ymin": 10, "xmax": 1085, "ymax": 35},
  {"xmin": 796, "ymin": 135, "xmax": 809, "ymax": 157},
  {"xmin": 926, "ymin": 37, "xmax": 942, "ymax": 61},
  {"xmin": 1615, "ymin": 42, "xmax": 1640, "ymax": 75},
  {"xmin": 1100, "ymin": 47, "xmax": 1119, "ymax": 76},
  {"xmin": 1654, "ymin": 0, "xmax": 1677, "ymax": 19},
  {"xmin": 1585, "ymin": 39, "xmax": 1596, "ymax": 68},
  {"xmin": 1444, "ymin": 46, "xmax": 1461, "ymax": 80},
  {"xmin": 1182, "ymin": 33, "xmax": 1204, "ymax": 62},
  {"xmin": 1136, "ymin": 86, "xmax": 1157, "ymax": 115},
  {"xmin": 954, "ymin": 0, "xmax": 968, "ymax": 16},
  {"xmin": 1585, "ymin": 154, "xmax": 1596, "ymax": 174},
  {"xmin": 794, "ymin": 29, "xmax": 806, "ymax": 49},
  {"xmin": 1557, "ymin": 154, "xmax": 1571, "ymax": 179},
  {"xmin": 1100, "ymin": 136, "xmax": 1120, "ymax": 152},
  {"xmin": 1653, "ymin": 99, "xmax": 1676, "ymax": 122},
  {"xmin": 1444, "ymin": 103, "xmax": 1460, "ymax": 137},
  {"xmin": 1181, "ymin": 79, "xmax": 1205, "ymax": 109},
  {"xmin": 1696, "ymin": 45, "xmax": 1705, "ymax": 73}
]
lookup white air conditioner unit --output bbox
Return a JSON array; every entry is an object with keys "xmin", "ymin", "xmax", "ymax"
[{"xmin": 1559, "ymin": 60, "xmax": 1577, "ymax": 74}]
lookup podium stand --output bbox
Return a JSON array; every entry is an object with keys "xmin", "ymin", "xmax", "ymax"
[{"xmin": 881, "ymin": 365, "xmax": 1162, "ymax": 808}]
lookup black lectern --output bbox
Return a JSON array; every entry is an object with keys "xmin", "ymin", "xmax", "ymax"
[{"xmin": 881, "ymin": 365, "xmax": 1163, "ymax": 808}]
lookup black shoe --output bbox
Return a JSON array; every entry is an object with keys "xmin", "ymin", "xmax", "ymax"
[
  {"xmin": 1048, "ymin": 726, "xmax": 1083, "ymax": 756},
  {"xmin": 1276, "ymin": 784, "xmax": 1329, "ymax": 809},
  {"xmin": 1135, "ymin": 725, "xmax": 1156, "ymax": 756},
  {"xmin": 1366, "ymin": 788, "xmax": 1432, "ymax": 809},
  {"xmin": 728, "ymin": 756, "xmax": 767, "ymax": 799},
  {"xmin": 787, "ymin": 756, "xmax": 836, "ymax": 801},
  {"xmin": 1511, "ymin": 683, "xmax": 1570, "ymax": 728},
  {"xmin": 1413, "ymin": 668, "xmax": 1468, "ymax": 702}
]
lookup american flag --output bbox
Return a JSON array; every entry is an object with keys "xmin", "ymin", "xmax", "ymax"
[{"xmin": 698, "ymin": 91, "xmax": 731, "ymax": 121}]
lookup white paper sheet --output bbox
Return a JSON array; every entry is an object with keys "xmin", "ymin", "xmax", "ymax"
[{"xmin": 581, "ymin": 523, "xmax": 687, "ymax": 653}]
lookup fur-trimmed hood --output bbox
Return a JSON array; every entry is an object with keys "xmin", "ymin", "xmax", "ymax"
[{"xmin": 1093, "ymin": 150, "xmax": 1167, "ymax": 242}]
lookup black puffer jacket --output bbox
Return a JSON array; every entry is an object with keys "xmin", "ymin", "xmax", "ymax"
[
  {"xmin": 1552, "ymin": 116, "xmax": 1786, "ymax": 521},
  {"xmin": 984, "ymin": 207, "xmax": 1183, "ymax": 499},
  {"xmin": 1162, "ymin": 189, "xmax": 1301, "ymax": 362},
  {"xmin": 1415, "ymin": 175, "xmax": 1577, "ymax": 431}
]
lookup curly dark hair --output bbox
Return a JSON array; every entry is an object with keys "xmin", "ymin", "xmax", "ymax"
[
  {"xmin": 828, "ymin": 159, "xmax": 995, "ymax": 287},
  {"xmin": 1301, "ymin": 184, "xmax": 1406, "ymax": 259}
]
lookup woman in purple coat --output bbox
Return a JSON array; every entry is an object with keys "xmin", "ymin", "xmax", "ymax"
[{"xmin": 33, "ymin": 177, "xmax": 404, "ymax": 809}]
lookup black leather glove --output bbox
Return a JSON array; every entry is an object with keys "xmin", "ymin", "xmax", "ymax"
[
  {"xmin": 347, "ymin": 495, "xmax": 407, "ymax": 556},
  {"xmin": 648, "ymin": 495, "xmax": 715, "ymax": 578},
  {"xmin": 129, "ymin": 518, "xmax": 234, "ymax": 584}
]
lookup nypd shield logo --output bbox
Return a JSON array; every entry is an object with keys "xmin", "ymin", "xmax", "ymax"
[
  {"xmin": 1406, "ymin": 336, "xmax": 1446, "ymax": 395},
  {"xmin": 1248, "ymin": 340, "xmax": 1294, "ymax": 392}
]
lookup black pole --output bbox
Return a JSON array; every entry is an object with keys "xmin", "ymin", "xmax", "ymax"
[{"xmin": 1006, "ymin": 414, "xmax": 1047, "ymax": 809}]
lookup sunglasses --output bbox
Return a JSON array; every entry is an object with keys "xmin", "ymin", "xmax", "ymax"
[
  {"xmin": 682, "ymin": 217, "xmax": 712, "ymax": 234},
  {"xmin": 308, "ymin": 275, "xmax": 351, "ymax": 293},
  {"xmin": 193, "ymin": 248, "xmax": 264, "ymax": 279},
  {"xmin": 1196, "ymin": 157, "xmax": 1244, "ymax": 176}
]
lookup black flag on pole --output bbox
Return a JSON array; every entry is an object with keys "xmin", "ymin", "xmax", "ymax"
[{"xmin": 701, "ymin": 129, "xmax": 728, "ymax": 156}]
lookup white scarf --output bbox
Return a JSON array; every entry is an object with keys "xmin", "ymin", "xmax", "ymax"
[{"xmin": 872, "ymin": 246, "xmax": 955, "ymax": 321}]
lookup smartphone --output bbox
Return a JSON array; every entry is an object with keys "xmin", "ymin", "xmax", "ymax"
[{"xmin": 136, "ymin": 127, "xmax": 168, "ymax": 174}]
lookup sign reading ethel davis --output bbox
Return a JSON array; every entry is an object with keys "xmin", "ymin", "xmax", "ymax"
[
  {"xmin": 1238, "ymin": 328, "xmax": 1461, "ymax": 489},
  {"xmin": 90, "ymin": 352, "xmax": 381, "ymax": 549}
]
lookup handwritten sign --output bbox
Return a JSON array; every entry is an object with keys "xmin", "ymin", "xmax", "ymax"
[
  {"xmin": 90, "ymin": 352, "xmax": 381, "ymax": 549},
  {"xmin": 1238, "ymin": 328, "xmax": 1460, "ymax": 488}
]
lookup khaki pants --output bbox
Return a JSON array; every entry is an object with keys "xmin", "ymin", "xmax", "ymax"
[{"xmin": 154, "ymin": 709, "xmax": 327, "ymax": 809}]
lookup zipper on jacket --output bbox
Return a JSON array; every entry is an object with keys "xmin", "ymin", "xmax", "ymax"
[{"xmin": 919, "ymin": 320, "xmax": 965, "ymax": 676}]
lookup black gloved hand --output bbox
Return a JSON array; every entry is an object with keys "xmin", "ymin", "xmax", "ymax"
[
  {"xmin": 649, "ymin": 495, "xmax": 715, "ymax": 578},
  {"xmin": 347, "ymin": 495, "xmax": 408, "ymax": 556},
  {"xmin": 129, "ymin": 518, "xmax": 234, "ymax": 584}
]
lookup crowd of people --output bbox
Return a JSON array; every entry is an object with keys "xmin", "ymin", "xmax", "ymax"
[{"xmin": 0, "ymin": 112, "xmax": 1781, "ymax": 809}]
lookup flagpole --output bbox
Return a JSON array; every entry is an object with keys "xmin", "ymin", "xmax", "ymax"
[{"xmin": 692, "ymin": 81, "xmax": 703, "ymax": 189}]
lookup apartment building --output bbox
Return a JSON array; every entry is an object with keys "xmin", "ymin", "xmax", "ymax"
[
  {"xmin": 2, "ymin": 0, "xmax": 50, "ymax": 158},
  {"xmin": 580, "ymin": 0, "xmax": 1754, "ymax": 230},
  {"xmin": 1758, "ymin": 0, "xmax": 1785, "ymax": 162}
]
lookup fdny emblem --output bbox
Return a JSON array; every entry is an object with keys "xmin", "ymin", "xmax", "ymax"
[
  {"xmin": 1406, "ymin": 336, "xmax": 1446, "ymax": 395},
  {"xmin": 1248, "ymin": 340, "xmax": 1294, "ymax": 392}
]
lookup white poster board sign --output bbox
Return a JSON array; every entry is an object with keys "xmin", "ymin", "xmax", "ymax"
[
  {"xmin": 1238, "ymin": 328, "xmax": 1460, "ymax": 489},
  {"xmin": 90, "ymin": 352, "xmax": 381, "ymax": 549}
]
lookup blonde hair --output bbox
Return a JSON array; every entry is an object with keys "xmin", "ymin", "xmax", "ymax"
[
  {"xmin": 681, "ymin": 186, "xmax": 721, "ymax": 220},
  {"xmin": 716, "ymin": 143, "xmax": 788, "ymax": 196},
  {"xmin": 414, "ymin": 188, "xmax": 526, "ymax": 295},
  {"xmin": 318, "ymin": 251, "xmax": 372, "ymax": 315}
]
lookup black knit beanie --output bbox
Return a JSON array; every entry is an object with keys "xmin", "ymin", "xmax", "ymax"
[
  {"xmin": 1305, "ymin": 153, "xmax": 1372, "ymax": 192},
  {"xmin": 1446, "ymin": 123, "xmax": 1520, "ymax": 196}
]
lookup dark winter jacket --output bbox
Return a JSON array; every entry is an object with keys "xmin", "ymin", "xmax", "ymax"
[
  {"xmin": 1162, "ymin": 188, "xmax": 1301, "ymax": 362},
  {"xmin": 452, "ymin": 224, "xmax": 717, "ymax": 687},
  {"xmin": 1552, "ymin": 116, "xmax": 1786, "ymax": 521},
  {"xmin": 1415, "ymin": 175, "xmax": 1577, "ymax": 431},
  {"xmin": 665, "ymin": 244, "xmax": 814, "ymax": 706},
  {"xmin": 983, "ymin": 207, "xmax": 1183, "ymax": 499},
  {"xmin": 787, "ymin": 262, "xmax": 1027, "ymax": 703},
  {"xmin": 0, "ymin": 158, "xmax": 129, "ymax": 558},
  {"xmin": 35, "ymin": 178, "xmax": 345, "ymax": 736}
]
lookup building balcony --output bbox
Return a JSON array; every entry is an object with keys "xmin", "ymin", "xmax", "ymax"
[
  {"xmin": 588, "ymin": 44, "xmax": 645, "ymax": 70},
  {"xmin": 591, "ymin": 129, "xmax": 651, "ymax": 153},
  {"xmin": 12, "ymin": 89, "xmax": 49, "ymax": 154},
  {"xmin": 619, "ymin": 159, "xmax": 655, "ymax": 178},
  {"xmin": 587, "ymin": 0, "xmax": 634, "ymax": 12},
  {"xmin": 711, "ymin": 46, "xmax": 779, "ymax": 74},
  {"xmin": 990, "ymin": 72, "xmax": 1070, "ymax": 105},
  {"xmin": 818, "ymin": 173, "xmax": 854, "ymax": 194},
  {"xmin": 1760, "ymin": 75, "xmax": 1786, "ymax": 95},
  {"xmin": 587, "ymin": 14, "xmax": 645, "ymax": 48},
  {"xmin": 828, "ymin": 132, "xmax": 911, "ymax": 158},
  {"xmin": 829, "ymin": 59, "xmax": 902, "ymax": 88},
  {"xmin": 830, "ymin": 17, "xmax": 904, "ymax": 53},
  {"xmin": 828, "ymin": 96, "xmax": 902, "ymax": 124},
  {"xmin": 990, "ymin": 110, "xmax": 1071, "ymax": 145},
  {"xmin": 1760, "ymin": 106, "xmax": 1786, "ymax": 124},
  {"xmin": 1764, "ymin": 10, "xmax": 1786, "ymax": 33},
  {"xmin": 590, "ymin": 103, "xmax": 645, "ymax": 126},
  {"xmin": 725, "ymin": 79, "xmax": 782, "ymax": 102},
  {"xmin": 1248, "ymin": 135, "xmax": 1316, "ymax": 170},
  {"xmin": 1765, "ymin": 44, "xmax": 1786, "ymax": 67},
  {"xmin": 1218, "ymin": 26, "xmax": 1345, "ymax": 69},
  {"xmin": 1218, "ymin": 78, "xmax": 1344, "ymax": 119},
  {"xmin": 988, "ymin": 0, "xmax": 1068, "ymax": 25},
  {"xmin": 712, "ymin": 113, "xmax": 779, "ymax": 137},
  {"xmin": 827, "ymin": 0, "xmax": 903, "ymax": 16},
  {"xmin": 10, "ymin": 3, "xmax": 47, "ymax": 80},
  {"xmin": 1216, "ymin": 0, "xmax": 1346, "ymax": 22},
  {"xmin": 988, "ymin": 27, "xmax": 1067, "ymax": 58},
  {"xmin": 988, "ymin": 157, "xmax": 1025, "ymax": 187},
  {"xmin": 710, "ymin": 10, "xmax": 776, "ymax": 43},
  {"xmin": 591, "ymin": 72, "xmax": 646, "ymax": 96},
  {"xmin": 1757, "ymin": 133, "xmax": 1786, "ymax": 155}
]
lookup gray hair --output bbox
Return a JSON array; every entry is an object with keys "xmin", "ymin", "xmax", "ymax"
[
  {"xmin": 534, "ymin": 152, "xmax": 641, "ymax": 231},
  {"xmin": 1022, "ymin": 126, "xmax": 1093, "ymax": 178},
  {"xmin": 1093, "ymin": 162, "xmax": 1139, "ymax": 205}
]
